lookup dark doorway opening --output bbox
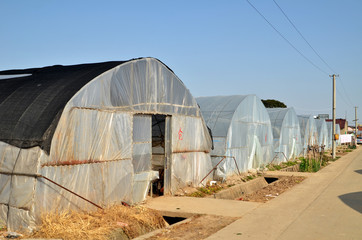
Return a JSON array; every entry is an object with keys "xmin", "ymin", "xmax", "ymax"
[{"xmin": 151, "ymin": 115, "xmax": 166, "ymax": 196}]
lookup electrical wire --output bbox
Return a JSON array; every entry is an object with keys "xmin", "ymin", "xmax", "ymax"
[
  {"xmin": 272, "ymin": 0, "xmax": 336, "ymax": 73},
  {"xmin": 245, "ymin": 0, "xmax": 329, "ymax": 75},
  {"xmin": 272, "ymin": 0, "xmax": 356, "ymax": 108},
  {"xmin": 338, "ymin": 77, "xmax": 354, "ymax": 106}
]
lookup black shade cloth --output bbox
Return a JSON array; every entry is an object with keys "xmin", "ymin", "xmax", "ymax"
[{"xmin": 0, "ymin": 61, "xmax": 126, "ymax": 154}]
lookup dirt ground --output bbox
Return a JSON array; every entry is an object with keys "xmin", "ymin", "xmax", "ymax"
[
  {"xmin": 145, "ymin": 215, "xmax": 238, "ymax": 240},
  {"xmin": 240, "ymin": 176, "xmax": 306, "ymax": 202}
]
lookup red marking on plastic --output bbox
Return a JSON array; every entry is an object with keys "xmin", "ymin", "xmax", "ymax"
[{"xmin": 178, "ymin": 128, "xmax": 183, "ymax": 140}]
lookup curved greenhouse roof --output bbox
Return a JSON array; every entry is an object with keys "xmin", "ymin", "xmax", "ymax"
[
  {"xmin": 267, "ymin": 108, "xmax": 303, "ymax": 163},
  {"xmin": 0, "ymin": 61, "xmax": 125, "ymax": 152},
  {"xmin": 197, "ymin": 95, "xmax": 274, "ymax": 177}
]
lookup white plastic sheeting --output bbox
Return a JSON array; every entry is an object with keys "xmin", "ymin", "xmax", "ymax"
[
  {"xmin": 315, "ymin": 119, "xmax": 329, "ymax": 150},
  {"xmin": 0, "ymin": 58, "xmax": 213, "ymax": 232},
  {"xmin": 197, "ymin": 95, "xmax": 274, "ymax": 178},
  {"xmin": 326, "ymin": 121, "xmax": 333, "ymax": 149},
  {"xmin": 298, "ymin": 115, "xmax": 318, "ymax": 155},
  {"xmin": 267, "ymin": 108, "xmax": 303, "ymax": 163}
]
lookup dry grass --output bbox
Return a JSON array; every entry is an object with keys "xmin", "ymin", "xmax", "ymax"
[{"xmin": 26, "ymin": 205, "xmax": 166, "ymax": 240}]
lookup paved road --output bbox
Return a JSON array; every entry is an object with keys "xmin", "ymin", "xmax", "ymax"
[{"xmin": 207, "ymin": 147, "xmax": 362, "ymax": 240}]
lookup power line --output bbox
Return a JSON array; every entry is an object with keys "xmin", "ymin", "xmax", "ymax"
[
  {"xmin": 245, "ymin": 0, "xmax": 329, "ymax": 75},
  {"xmin": 338, "ymin": 77, "xmax": 354, "ymax": 106},
  {"xmin": 272, "ymin": 0, "xmax": 356, "ymax": 108},
  {"xmin": 272, "ymin": 0, "xmax": 336, "ymax": 73},
  {"xmin": 336, "ymin": 88, "xmax": 353, "ymax": 107}
]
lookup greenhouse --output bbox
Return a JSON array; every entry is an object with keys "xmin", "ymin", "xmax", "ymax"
[
  {"xmin": 315, "ymin": 119, "xmax": 329, "ymax": 150},
  {"xmin": 267, "ymin": 108, "xmax": 303, "ymax": 163},
  {"xmin": 196, "ymin": 95, "xmax": 274, "ymax": 179},
  {"xmin": 0, "ymin": 57, "xmax": 213, "ymax": 232},
  {"xmin": 298, "ymin": 115, "xmax": 318, "ymax": 155}
]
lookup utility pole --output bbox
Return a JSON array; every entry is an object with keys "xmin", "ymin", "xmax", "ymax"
[{"xmin": 330, "ymin": 74, "xmax": 338, "ymax": 159}]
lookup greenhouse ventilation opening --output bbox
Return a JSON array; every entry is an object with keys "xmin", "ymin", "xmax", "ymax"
[
  {"xmin": 267, "ymin": 108, "xmax": 303, "ymax": 163},
  {"xmin": 0, "ymin": 57, "xmax": 213, "ymax": 232},
  {"xmin": 196, "ymin": 95, "xmax": 274, "ymax": 179}
]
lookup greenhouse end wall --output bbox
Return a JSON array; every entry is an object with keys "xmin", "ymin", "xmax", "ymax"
[{"xmin": 197, "ymin": 95, "xmax": 274, "ymax": 178}]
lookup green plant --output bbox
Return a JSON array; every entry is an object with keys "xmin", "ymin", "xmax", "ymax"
[
  {"xmin": 283, "ymin": 160, "xmax": 298, "ymax": 167},
  {"xmin": 299, "ymin": 157, "xmax": 321, "ymax": 172},
  {"xmin": 246, "ymin": 175, "xmax": 255, "ymax": 180},
  {"xmin": 189, "ymin": 191, "xmax": 206, "ymax": 198},
  {"xmin": 348, "ymin": 145, "xmax": 356, "ymax": 149},
  {"xmin": 189, "ymin": 184, "xmax": 223, "ymax": 198}
]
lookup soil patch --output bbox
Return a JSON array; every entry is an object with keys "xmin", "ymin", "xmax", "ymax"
[
  {"xmin": 145, "ymin": 214, "xmax": 238, "ymax": 240},
  {"xmin": 240, "ymin": 176, "xmax": 305, "ymax": 202}
]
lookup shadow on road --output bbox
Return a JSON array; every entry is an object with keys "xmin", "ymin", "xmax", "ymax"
[
  {"xmin": 338, "ymin": 192, "xmax": 362, "ymax": 214},
  {"xmin": 354, "ymin": 169, "xmax": 362, "ymax": 175}
]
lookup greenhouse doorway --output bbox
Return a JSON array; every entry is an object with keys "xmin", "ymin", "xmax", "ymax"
[{"xmin": 151, "ymin": 115, "xmax": 172, "ymax": 196}]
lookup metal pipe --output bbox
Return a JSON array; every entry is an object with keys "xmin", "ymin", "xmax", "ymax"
[
  {"xmin": 0, "ymin": 171, "xmax": 103, "ymax": 210},
  {"xmin": 40, "ymin": 175, "xmax": 104, "ymax": 210},
  {"xmin": 199, "ymin": 156, "xmax": 226, "ymax": 185},
  {"xmin": 232, "ymin": 157, "xmax": 241, "ymax": 176}
]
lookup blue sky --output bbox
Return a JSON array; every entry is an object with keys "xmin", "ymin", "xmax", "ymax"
[{"xmin": 1, "ymin": 0, "xmax": 361, "ymax": 123}]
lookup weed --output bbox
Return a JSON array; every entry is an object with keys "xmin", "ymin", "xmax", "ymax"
[
  {"xmin": 266, "ymin": 160, "xmax": 298, "ymax": 171},
  {"xmin": 189, "ymin": 191, "xmax": 206, "ymax": 198},
  {"xmin": 246, "ymin": 175, "xmax": 255, "ymax": 180},
  {"xmin": 189, "ymin": 184, "xmax": 223, "ymax": 198},
  {"xmin": 299, "ymin": 158, "xmax": 321, "ymax": 172}
]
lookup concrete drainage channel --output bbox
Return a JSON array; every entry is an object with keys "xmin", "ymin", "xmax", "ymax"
[
  {"xmin": 209, "ymin": 176, "xmax": 280, "ymax": 200},
  {"xmin": 133, "ymin": 213, "xmax": 192, "ymax": 240}
]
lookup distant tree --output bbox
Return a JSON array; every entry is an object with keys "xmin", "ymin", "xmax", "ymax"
[{"xmin": 262, "ymin": 99, "xmax": 287, "ymax": 108}]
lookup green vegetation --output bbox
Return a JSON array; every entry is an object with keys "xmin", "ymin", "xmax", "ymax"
[
  {"xmin": 262, "ymin": 99, "xmax": 287, "ymax": 108},
  {"xmin": 188, "ymin": 184, "xmax": 223, "ymax": 198},
  {"xmin": 266, "ymin": 160, "xmax": 299, "ymax": 171},
  {"xmin": 299, "ymin": 157, "xmax": 325, "ymax": 172}
]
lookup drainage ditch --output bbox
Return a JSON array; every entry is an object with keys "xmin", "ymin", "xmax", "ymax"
[
  {"xmin": 264, "ymin": 177, "xmax": 279, "ymax": 184},
  {"xmin": 163, "ymin": 216, "xmax": 187, "ymax": 225},
  {"xmin": 210, "ymin": 176, "xmax": 280, "ymax": 200}
]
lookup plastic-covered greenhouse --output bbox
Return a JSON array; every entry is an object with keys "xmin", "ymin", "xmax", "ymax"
[
  {"xmin": 196, "ymin": 95, "xmax": 274, "ymax": 179},
  {"xmin": 267, "ymin": 108, "xmax": 303, "ymax": 163},
  {"xmin": 0, "ymin": 57, "xmax": 213, "ymax": 232},
  {"xmin": 298, "ymin": 115, "xmax": 318, "ymax": 155},
  {"xmin": 315, "ymin": 119, "xmax": 329, "ymax": 150}
]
